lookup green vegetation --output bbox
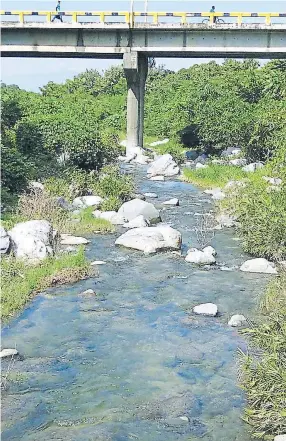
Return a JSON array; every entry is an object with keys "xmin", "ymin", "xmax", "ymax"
[
  {"xmin": 182, "ymin": 164, "xmax": 247, "ymax": 188},
  {"xmin": 150, "ymin": 139, "xmax": 186, "ymax": 164},
  {"xmin": 71, "ymin": 207, "xmax": 114, "ymax": 235},
  {"xmin": 1, "ymin": 247, "xmax": 91, "ymax": 320},
  {"xmin": 240, "ymin": 273, "xmax": 286, "ymax": 439}
]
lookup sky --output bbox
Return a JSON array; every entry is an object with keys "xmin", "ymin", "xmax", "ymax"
[{"xmin": 1, "ymin": 0, "xmax": 285, "ymax": 91}]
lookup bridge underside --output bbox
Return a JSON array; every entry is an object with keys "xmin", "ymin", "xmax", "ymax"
[{"xmin": 2, "ymin": 24, "xmax": 286, "ymax": 58}]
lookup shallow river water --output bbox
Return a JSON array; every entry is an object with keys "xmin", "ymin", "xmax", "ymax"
[{"xmin": 2, "ymin": 165, "xmax": 270, "ymax": 441}]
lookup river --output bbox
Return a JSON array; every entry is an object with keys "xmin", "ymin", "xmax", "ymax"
[{"xmin": 1, "ymin": 164, "xmax": 270, "ymax": 441}]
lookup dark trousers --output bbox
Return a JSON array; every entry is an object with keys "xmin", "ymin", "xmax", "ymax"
[{"xmin": 52, "ymin": 14, "xmax": 63, "ymax": 22}]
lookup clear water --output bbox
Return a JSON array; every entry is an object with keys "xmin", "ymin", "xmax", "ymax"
[{"xmin": 2, "ymin": 165, "xmax": 270, "ymax": 441}]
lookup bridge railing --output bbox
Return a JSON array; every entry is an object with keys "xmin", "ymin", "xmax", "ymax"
[{"xmin": 1, "ymin": 11, "xmax": 286, "ymax": 26}]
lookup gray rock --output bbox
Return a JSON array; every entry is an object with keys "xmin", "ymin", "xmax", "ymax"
[
  {"xmin": 193, "ymin": 303, "xmax": 218, "ymax": 316},
  {"xmin": 212, "ymin": 159, "xmax": 227, "ymax": 165},
  {"xmin": 149, "ymin": 175, "xmax": 165, "ymax": 181},
  {"xmin": 194, "ymin": 154, "xmax": 208, "ymax": 164},
  {"xmin": 118, "ymin": 199, "xmax": 160, "ymax": 224},
  {"xmin": 224, "ymin": 180, "xmax": 246, "ymax": 189},
  {"xmin": 123, "ymin": 215, "xmax": 150, "ymax": 229},
  {"xmin": 29, "ymin": 181, "xmax": 44, "ymax": 191},
  {"xmin": 90, "ymin": 260, "xmax": 106, "ymax": 265},
  {"xmin": 0, "ymin": 348, "xmax": 18, "ymax": 358},
  {"xmin": 204, "ymin": 188, "xmax": 222, "ymax": 196},
  {"xmin": 240, "ymin": 258, "xmax": 277, "ymax": 274},
  {"xmin": 211, "ymin": 190, "xmax": 226, "ymax": 201},
  {"xmin": 229, "ymin": 158, "xmax": 247, "ymax": 166},
  {"xmin": 196, "ymin": 163, "xmax": 208, "ymax": 170},
  {"xmin": 221, "ymin": 147, "xmax": 242, "ymax": 157},
  {"xmin": 147, "ymin": 154, "xmax": 179, "ymax": 177},
  {"xmin": 0, "ymin": 227, "xmax": 10, "ymax": 254},
  {"xmin": 132, "ymin": 193, "xmax": 146, "ymax": 201},
  {"xmin": 92, "ymin": 210, "xmax": 125, "ymax": 225},
  {"xmin": 72, "ymin": 195, "xmax": 103, "ymax": 209},
  {"xmin": 242, "ymin": 162, "xmax": 264, "ymax": 172},
  {"xmin": 56, "ymin": 196, "xmax": 73, "ymax": 211},
  {"xmin": 228, "ymin": 314, "xmax": 247, "ymax": 327},
  {"xmin": 60, "ymin": 234, "xmax": 89, "ymax": 245},
  {"xmin": 216, "ymin": 213, "xmax": 236, "ymax": 228},
  {"xmin": 163, "ymin": 198, "xmax": 179, "ymax": 206},
  {"xmin": 262, "ymin": 176, "xmax": 282, "ymax": 186},
  {"xmin": 79, "ymin": 289, "xmax": 96, "ymax": 297},
  {"xmin": 115, "ymin": 225, "xmax": 182, "ymax": 254},
  {"xmin": 185, "ymin": 246, "xmax": 216, "ymax": 265},
  {"xmin": 144, "ymin": 192, "xmax": 158, "ymax": 198},
  {"xmin": 149, "ymin": 138, "xmax": 169, "ymax": 147},
  {"xmin": 9, "ymin": 220, "xmax": 54, "ymax": 263}
]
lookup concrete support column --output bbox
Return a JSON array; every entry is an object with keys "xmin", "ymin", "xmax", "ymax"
[{"xmin": 123, "ymin": 52, "xmax": 148, "ymax": 156}]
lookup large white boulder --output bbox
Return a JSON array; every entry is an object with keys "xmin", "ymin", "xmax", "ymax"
[
  {"xmin": 123, "ymin": 215, "xmax": 150, "ymax": 229},
  {"xmin": 72, "ymin": 196, "xmax": 103, "ymax": 209},
  {"xmin": 274, "ymin": 436, "xmax": 286, "ymax": 441},
  {"xmin": 9, "ymin": 220, "xmax": 54, "ymax": 263},
  {"xmin": 242, "ymin": 162, "xmax": 264, "ymax": 172},
  {"xmin": 0, "ymin": 348, "xmax": 18, "ymax": 358},
  {"xmin": 185, "ymin": 246, "xmax": 216, "ymax": 264},
  {"xmin": 240, "ymin": 258, "xmax": 277, "ymax": 274},
  {"xmin": 92, "ymin": 210, "xmax": 125, "ymax": 225},
  {"xmin": 118, "ymin": 199, "xmax": 160, "ymax": 224},
  {"xmin": 211, "ymin": 190, "xmax": 226, "ymax": 201},
  {"xmin": 228, "ymin": 314, "xmax": 247, "ymax": 327},
  {"xmin": 0, "ymin": 227, "xmax": 10, "ymax": 254},
  {"xmin": 147, "ymin": 154, "xmax": 179, "ymax": 177},
  {"xmin": 193, "ymin": 303, "xmax": 218, "ymax": 317},
  {"xmin": 115, "ymin": 225, "xmax": 182, "ymax": 254}
]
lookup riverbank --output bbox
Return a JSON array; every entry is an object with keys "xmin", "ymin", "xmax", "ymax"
[{"xmin": 182, "ymin": 162, "xmax": 286, "ymax": 439}]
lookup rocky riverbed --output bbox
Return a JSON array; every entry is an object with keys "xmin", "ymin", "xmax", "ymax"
[{"xmin": 1, "ymin": 164, "xmax": 272, "ymax": 441}]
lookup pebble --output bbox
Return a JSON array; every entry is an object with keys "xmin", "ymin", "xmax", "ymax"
[
  {"xmin": 193, "ymin": 303, "xmax": 218, "ymax": 317},
  {"xmin": 144, "ymin": 192, "xmax": 158, "ymax": 198},
  {"xmin": 90, "ymin": 261, "xmax": 106, "ymax": 265},
  {"xmin": 228, "ymin": 314, "xmax": 247, "ymax": 327}
]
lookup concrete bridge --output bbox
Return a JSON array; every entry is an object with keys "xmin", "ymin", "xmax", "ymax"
[{"xmin": 2, "ymin": 10, "xmax": 286, "ymax": 154}]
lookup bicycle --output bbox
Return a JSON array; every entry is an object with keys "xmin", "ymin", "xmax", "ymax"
[{"xmin": 202, "ymin": 17, "xmax": 225, "ymax": 24}]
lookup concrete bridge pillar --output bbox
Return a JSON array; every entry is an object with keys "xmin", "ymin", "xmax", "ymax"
[{"xmin": 123, "ymin": 52, "xmax": 148, "ymax": 157}]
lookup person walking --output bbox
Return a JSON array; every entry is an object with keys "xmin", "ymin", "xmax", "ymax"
[{"xmin": 52, "ymin": 1, "xmax": 63, "ymax": 22}]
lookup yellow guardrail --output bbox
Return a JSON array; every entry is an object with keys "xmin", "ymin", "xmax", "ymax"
[{"xmin": 0, "ymin": 11, "xmax": 285, "ymax": 26}]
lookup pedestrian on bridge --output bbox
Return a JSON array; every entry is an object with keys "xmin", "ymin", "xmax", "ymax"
[
  {"xmin": 52, "ymin": 0, "xmax": 63, "ymax": 22},
  {"xmin": 210, "ymin": 5, "xmax": 217, "ymax": 23}
]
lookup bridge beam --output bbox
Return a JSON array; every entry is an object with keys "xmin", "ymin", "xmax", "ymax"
[{"xmin": 123, "ymin": 52, "xmax": 148, "ymax": 156}]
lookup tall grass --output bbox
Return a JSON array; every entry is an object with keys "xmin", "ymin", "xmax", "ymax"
[
  {"xmin": 1, "ymin": 247, "xmax": 91, "ymax": 320},
  {"xmin": 240, "ymin": 273, "xmax": 286, "ymax": 440}
]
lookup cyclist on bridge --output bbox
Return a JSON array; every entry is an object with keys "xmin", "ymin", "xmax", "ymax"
[
  {"xmin": 52, "ymin": 1, "xmax": 63, "ymax": 22},
  {"xmin": 210, "ymin": 5, "xmax": 217, "ymax": 23}
]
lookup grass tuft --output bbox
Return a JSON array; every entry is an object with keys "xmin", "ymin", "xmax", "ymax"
[
  {"xmin": 182, "ymin": 164, "xmax": 247, "ymax": 188},
  {"xmin": 1, "ymin": 247, "xmax": 91, "ymax": 320}
]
